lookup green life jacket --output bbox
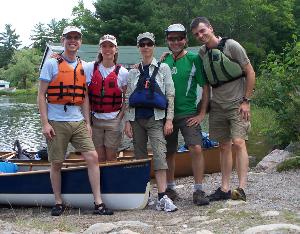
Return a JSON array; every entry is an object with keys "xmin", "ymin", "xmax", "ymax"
[{"xmin": 202, "ymin": 38, "xmax": 245, "ymax": 88}]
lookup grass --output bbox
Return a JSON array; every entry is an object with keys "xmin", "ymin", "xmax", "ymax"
[
  {"xmin": 277, "ymin": 156, "xmax": 300, "ymax": 172},
  {"xmin": 0, "ymin": 88, "xmax": 38, "ymax": 96}
]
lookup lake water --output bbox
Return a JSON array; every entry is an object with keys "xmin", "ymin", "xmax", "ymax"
[
  {"xmin": 0, "ymin": 95, "xmax": 270, "ymax": 164},
  {"xmin": 0, "ymin": 96, "xmax": 46, "ymax": 152}
]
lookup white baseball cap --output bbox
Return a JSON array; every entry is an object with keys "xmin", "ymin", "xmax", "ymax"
[
  {"xmin": 62, "ymin": 26, "xmax": 82, "ymax": 36},
  {"xmin": 137, "ymin": 32, "xmax": 155, "ymax": 45},
  {"xmin": 99, "ymin": 34, "xmax": 117, "ymax": 46},
  {"xmin": 165, "ymin": 24, "xmax": 186, "ymax": 34}
]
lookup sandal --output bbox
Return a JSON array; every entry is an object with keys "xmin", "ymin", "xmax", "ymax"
[
  {"xmin": 94, "ymin": 203, "xmax": 114, "ymax": 215},
  {"xmin": 51, "ymin": 204, "xmax": 66, "ymax": 216}
]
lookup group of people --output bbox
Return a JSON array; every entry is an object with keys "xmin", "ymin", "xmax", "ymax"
[{"xmin": 38, "ymin": 16, "xmax": 255, "ymax": 216}]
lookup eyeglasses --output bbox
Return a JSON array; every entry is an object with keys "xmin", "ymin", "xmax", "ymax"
[
  {"xmin": 65, "ymin": 35, "xmax": 82, "ymax": 40},
  {"xmin": 139, "ymin": 41, "xmax": 154, "ymax": 47},
  {"xmin": 167, "ymin": 36, "xmax": 186, "ymax": 42}
]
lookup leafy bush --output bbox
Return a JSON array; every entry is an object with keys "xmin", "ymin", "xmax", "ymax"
[{"xmin": 254, "ymin": 36, "xmax": 300, "ymax": 147}]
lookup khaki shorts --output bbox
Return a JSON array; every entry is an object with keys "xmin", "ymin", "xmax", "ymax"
[
  {"xmin": 166, "ymin": 115, "xmax": 203, "ymax": 154},
  {"xmin": 209, "ymin": 101, "xmax": 251, "ymax": 142},
  {"xmin": 47, "ymin": 120, "xmax": 95, "ymax": 163},
  {"xmin": 91, "ymin": 115, "xmax": 122, "ymax": 150},
  {"xmin": 131, "ymin": 117, "xmax": 168, "ymax": 171}
]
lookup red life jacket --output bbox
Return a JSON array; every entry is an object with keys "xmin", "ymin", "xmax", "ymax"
[
  {"xmin": 47, "ymin": 57, "xmax": 86, "ymax": 106},
  {"xmin": 88, "ymin": 63, "xmax": 123, "ymax": 113}
]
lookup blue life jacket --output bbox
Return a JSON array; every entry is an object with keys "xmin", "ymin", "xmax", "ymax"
[{"xmin": 129, "ymin": 62, "xmax": 168, "ymax": 110}]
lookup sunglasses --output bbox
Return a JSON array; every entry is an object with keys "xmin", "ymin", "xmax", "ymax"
[
  {"xmin": 65, "ymin": 35, "xmax": 82, "ymax": 40},
  {"xmin": 139, "ymin": 41, "xmax": 154, "ymax": 47},
  {"xmin": 167, "ymin": 36, "xmax": 186, "ymax": 42}
]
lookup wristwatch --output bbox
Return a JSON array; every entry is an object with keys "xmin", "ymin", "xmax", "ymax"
[{"xmin": 242, "ymin": 96, "xmax": 251, "ymax": 104}]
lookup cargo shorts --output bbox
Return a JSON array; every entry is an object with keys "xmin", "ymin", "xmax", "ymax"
[
  {"xmin": 47, "ymin": 120, "xmax": 95, "ymax": 163},
  {"xmin": 209, "ymin": 101, "xmax": 251, "ymax": 142},
  {"xmin": 166, "ymin": 115, "xmax": 203, "ymax": 154},
  {"xmin": 91, "ymin": 115, "xmax": 122, "ymax": 150}
]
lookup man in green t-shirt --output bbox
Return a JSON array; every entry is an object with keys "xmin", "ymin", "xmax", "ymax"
[
  {"xmin": 191, "ymin": 17, "xmax": 256, "ymax": 202},
  {"xmin": 163, "ymin": 24, "xmax": 210, "ymax": 206}
]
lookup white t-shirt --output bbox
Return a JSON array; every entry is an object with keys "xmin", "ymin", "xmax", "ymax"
[
  {"xmin": 39, "ymin": 58, "xmax": 93, "ymax": 121},
  {"xmin": 85, "ymin": 62, "xmax": 129, "ymax": 119}
]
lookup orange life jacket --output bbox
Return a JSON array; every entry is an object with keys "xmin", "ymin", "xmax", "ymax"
[
  {"xmin": 46, "ymin": 57, "xmax": 86, "ymax": 106},
  {"xmin": 88, "ymin": 63, "xmax": 123, "ymax": 113}
]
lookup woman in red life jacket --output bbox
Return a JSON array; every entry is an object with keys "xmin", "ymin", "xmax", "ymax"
[{"xmin": 88, "ymin": 35, "xmax": 129, "ymax": 162}]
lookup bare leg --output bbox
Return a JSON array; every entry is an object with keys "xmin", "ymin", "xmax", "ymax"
[
  {"xmin": 166, "ymin": 152, "xmax": 176, "ymax": 184},
  {"xmin": 50, "ymin": 162, "xmax": 63, "ymax": 204},
  {"xmin": 105, "ymin": 147, "xmax": 118, "ymax": 161},
  {"xmin": 82, "ymin": 150, "xmax": 102, "ymax": 205},
  {"xmin": 96, "ymin": 146, "xmax": 107, "ymax": 162},
  {"xmin": 232, "ymin": 138, "xmax": 248, "ymax": 189},
  {"xmin": 219, "ymin": 141, "xmax": 233, "ymax": 192},
  {"xmin": 155, "ymin": 169, "xmax": 167, "ymax": 193},
  {"xmin": 189, "ymin": 145, "xmax": 204, "ymax": 184}
]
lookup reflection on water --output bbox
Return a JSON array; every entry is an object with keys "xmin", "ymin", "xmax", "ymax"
[{"xmin": 0, "ymin": 96, "xmax": 46, "ymax": 151}]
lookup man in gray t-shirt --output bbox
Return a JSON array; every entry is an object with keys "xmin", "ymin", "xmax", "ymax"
[{"xmin": 190, "ymin": 17, "xmax": 256, "ymax": 202}]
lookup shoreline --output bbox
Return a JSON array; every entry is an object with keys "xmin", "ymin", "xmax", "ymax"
[{"xmin": 0, "ymin": 169, "xmax": 299, "ymax": 233}]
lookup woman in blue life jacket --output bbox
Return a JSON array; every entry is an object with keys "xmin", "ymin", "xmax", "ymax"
[
  {"xmin": 124, "ymin": 32, "xmax": 177, "ymax": 212},
  {"xmin": 88, "ymin": 35, "xmax": 129, "ymax": 162}
]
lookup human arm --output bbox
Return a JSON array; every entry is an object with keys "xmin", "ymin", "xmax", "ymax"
[
  {"xmin": 118, "ymin": 85, "xmax": 127, "ymax": 119},
  {"xmin": 163, "ymin": 64, "xmax": 175, "ymax": 135},
  {"xmin": 239, "ymin": 62, "xmax": 256, "ymax": 121},
  {"xmin": 37, "ymin": 80, "xmax": 56, "ymax": 140},
  {"xmin": 160, "ymin": 52, "xmax": 170, "ymax": 62},
  {"xmin": 81, "ymin": 84, "xmax": 92, "ymax": 136},
  {"xmin": 186, "ymin": 84, "xmax": 210, "ymax": 126}
]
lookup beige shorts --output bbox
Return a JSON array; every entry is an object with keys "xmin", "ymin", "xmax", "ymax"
[
  {"xmin": 91, "ymin": 115, "xmax": 122, "ymax": 150},
  {"xmin": 209, "ymin": 101, "xmax": 251, "ymax": 142},
  {"xmin": 47, "ymin": 120, "xmax": 95, "ymax": 163}
]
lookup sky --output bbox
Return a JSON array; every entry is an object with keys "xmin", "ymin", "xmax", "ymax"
[{"xmin": 0, "ymin": 0, "xmax": 95, "ymax": 47}]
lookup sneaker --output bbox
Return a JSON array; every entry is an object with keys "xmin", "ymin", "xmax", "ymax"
[
  {"xmin": 94, "ymin": 203, "xmax": 114, "ymax": 215},
  {"xmin": 207, "ymin": 187, "xmax": 231, "ymax": 201},
  {"xmin": 231, "ymin": 188, "xmax": 246, "ymax": 201},
  {"xmin": 165, "ymin": 188, "xmax": 180, "ymax": 201},
  {"xmin": 156, "ymin": 195, "xmax": 178, "ymax": 212},
  {"xmin": 193, "ymin": 190, "xmax": 209, "ymax": 206},
  {"xmin": 51, "ymin": 204, "xmax": 66, "ymax": 216}
]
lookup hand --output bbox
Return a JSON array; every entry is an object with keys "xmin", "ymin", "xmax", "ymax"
[
  {"xmin": 131, "ymin": 63, "xmax": 139, "ymax": 69},
  {"xmin": 186, "ymin": 114, "xmax": 204, "ymax": 127},
  {"xmin": 239, "ymin": 102, "xmax": 251, "ymax": 121},
  {"xmin": 164, "ymin": 119, "xmax": 173, "ymax": 136},
  {"xmin": 50, "ymin": 53, "xmax": 60, "ymax": 59},
  {"xmin": 160, "ymin": 52, "xmax": 170, "ymax": 62},
  {"xmin": 124, "ymin": 121, "xmax": 133, "ymax": 138},
  {"xmin": 42, "ymin": 122, "xmax": 56, "ymax": 140}
]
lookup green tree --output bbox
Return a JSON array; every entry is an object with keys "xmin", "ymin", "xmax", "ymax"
[
  {"xmin": 1, "ymin": 49, "xmax": 41, "ymax": 89},
  {"xmin": 71, "ymin": 0, "xmax": 100, "ymax": 44},
  {"xmin": 30, "ymin": 19, "xmax": 70, "ymax": 52},
  {"xmin": 254, "ymin": 37, "xmax": 300, "ymax": 146},
  {"xmin": 94, "ymin": 0, "xmax": 156, "ymax": 45},
  {"xmin": 0, "ymin": 24, "xmax": 21, "ymax": 68}
]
